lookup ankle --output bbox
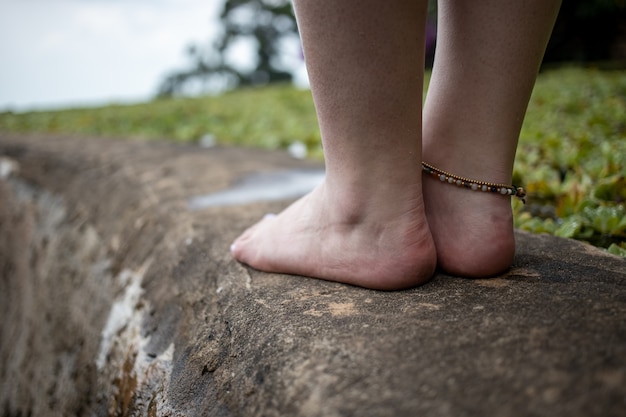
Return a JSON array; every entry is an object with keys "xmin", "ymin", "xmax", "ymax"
[
  {"xmin": 324, "ymin": 170, "xmax": 425, "ymax": 217},
  {"xmin": 422, "ymin": 172, "xmax": 516, "ymax": 278},
  {"xmin": 422, "ymin": 133, "xmax": 516, "ymax": 185}
]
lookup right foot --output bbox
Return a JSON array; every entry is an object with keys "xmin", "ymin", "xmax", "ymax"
[
  {"xmin": 231, "ymin": 179, "xmax": 437, "ymax": 290},
  {"xmin": 421, "ymin": 155, "xmax": 517, "ymax": 277}
]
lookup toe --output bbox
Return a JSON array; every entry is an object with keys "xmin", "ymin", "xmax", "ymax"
[{"xmin": 231, "ymin": 213, "xmax": 277, "ymax": 262}]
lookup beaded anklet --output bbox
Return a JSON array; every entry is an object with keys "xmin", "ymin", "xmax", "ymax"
[{"xmin": 422, "ymin": 162, "xmax": 526, "ymax": 204}]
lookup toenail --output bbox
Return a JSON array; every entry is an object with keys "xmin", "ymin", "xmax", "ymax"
[
  {"xmin": 230, "ymin": 243, "xmax": 237, "ymax": 253},
  {"xmin": 263, "ymin": 213, "xmax": 277, "ymax": 219}
]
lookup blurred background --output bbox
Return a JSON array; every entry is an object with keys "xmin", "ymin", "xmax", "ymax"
[
  {"xmin": 1, "ymin": 0, "xmax": 624, "ymax": 111},
  {"xmin": 1, "ymin": 0, "xmax": 625, "ymax": 255}
]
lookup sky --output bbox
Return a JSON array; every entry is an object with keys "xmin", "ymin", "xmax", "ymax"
[{"xmin": 0, "ymin": 0, "xmax": 228, "ymax": 111}]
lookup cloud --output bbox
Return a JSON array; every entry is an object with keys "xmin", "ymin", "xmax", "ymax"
[{"xmin": 0, "ymin": 0, "xmax": 223, "ymax": 110}]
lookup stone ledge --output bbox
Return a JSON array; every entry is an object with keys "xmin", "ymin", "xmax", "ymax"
[{"xmin": 1, "ymin": 133, "xmax": 625, "ymax": 417}]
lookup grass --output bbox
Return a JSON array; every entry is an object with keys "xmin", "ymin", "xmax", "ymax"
[
  {"xmin": 513, "ymin": 67, "xmax": 626, "ymax": 256},
  {"xmin": 1, "ymin": 66, "xmax": 625, "ymax": 256},
  {"xmin": 0, "ymin": 86, "xmax": 321, "ymax": 152}
]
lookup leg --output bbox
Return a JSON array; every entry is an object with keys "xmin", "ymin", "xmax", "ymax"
[
  {"xmin": 422, "ymin": 0, "xmax": 561, "ymax": 276},
  {"xmin": 231, "ymin": 0, "xmax": 436, "ymax": 290}
]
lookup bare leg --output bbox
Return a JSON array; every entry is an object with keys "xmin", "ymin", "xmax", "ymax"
[
  {"xmin": 231, "ymin": 0, "xmax": 436, "ymax": 290},
  {"xmin": 422, "ymin": 0, "xmax": 561, "ymax": 276}
]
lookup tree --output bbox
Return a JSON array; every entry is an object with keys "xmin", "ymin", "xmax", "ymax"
[{"xmin": 158, "ymin": 0, "xmax": 298, "ymax": 97}]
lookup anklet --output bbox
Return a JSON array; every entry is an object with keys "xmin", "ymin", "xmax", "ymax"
[{"xmin": 422, "ymin": 162, "xmax": 526, "ymax": 203}]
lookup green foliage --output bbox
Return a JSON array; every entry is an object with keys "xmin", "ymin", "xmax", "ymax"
[
  {"xmin": 1, "ymin": 67, "xmax": 625, "ymax": 256},
  {"xmin": 513, "ymin": 67, "xmax": 626, "ymax": 255},
  {"xmin": 0, "ymin": 85, "xmax": 320, "ymax": 152}
]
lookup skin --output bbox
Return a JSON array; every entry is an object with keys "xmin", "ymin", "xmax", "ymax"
[
  {"xmin": 422, "ymin": 0, "xmax": 562, "ymax": 276},
  {"xmin": 231, "ymin": 0, "xmax": 562, "ymax": 289}
]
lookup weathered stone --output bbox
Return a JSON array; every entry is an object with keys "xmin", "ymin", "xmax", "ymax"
[{"xmin": 1, "ymin": 133, "xmax": 625, "ymax": 417}]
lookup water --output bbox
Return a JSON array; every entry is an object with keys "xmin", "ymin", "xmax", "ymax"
[{"xmin": 187, "ymin": 168, "xmax": 325, "ymax": 210}]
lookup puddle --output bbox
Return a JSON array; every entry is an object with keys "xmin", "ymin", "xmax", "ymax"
[{"xmin": 187, "ymin": 169, "xmax": 325, "ymax": 209}]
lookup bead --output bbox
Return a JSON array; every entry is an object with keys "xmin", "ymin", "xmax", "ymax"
[{"xmin": 421, "ymin": 162, "xmax": 526, "ymax": 202}]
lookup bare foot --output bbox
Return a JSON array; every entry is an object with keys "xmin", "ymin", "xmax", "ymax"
[
  {"xmin": 231, "ymin": 180, "xmax": 437, "ymax": 290},
  {"xmin": 422, "ymin": 158, "xmax": 516, "ymax": 277}
]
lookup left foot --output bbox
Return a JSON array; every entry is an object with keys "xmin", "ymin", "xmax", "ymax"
[{"xmin": 231, "ymin": 177, "xmax": 437, "ymax": 290}]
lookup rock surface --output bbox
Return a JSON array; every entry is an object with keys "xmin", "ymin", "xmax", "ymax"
[{"xmin": 1, "ymin": 133, "xmax": 625, "ymax": 417}]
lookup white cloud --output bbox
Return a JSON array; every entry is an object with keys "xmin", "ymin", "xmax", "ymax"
[{"xmin": 0, "ymin": 0, "xmax": 224, "ymax": 110}]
